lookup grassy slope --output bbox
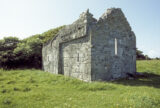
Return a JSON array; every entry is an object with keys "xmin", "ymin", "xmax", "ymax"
[{"xmin": 0, "ymin": 60, "xmax": 160, "ymax": 108}]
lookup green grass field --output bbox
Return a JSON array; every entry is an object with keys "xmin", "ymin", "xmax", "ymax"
[{"xmin": 0, "ymin": 60, "xmax": 160, "ymax": 108}]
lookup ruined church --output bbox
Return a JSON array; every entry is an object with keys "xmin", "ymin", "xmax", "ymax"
[{"xmin": 42, "ymin": 8, "xmax": 136, "ymax": 81}]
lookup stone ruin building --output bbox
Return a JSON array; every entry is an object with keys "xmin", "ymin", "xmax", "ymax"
[{"xmin": 42, "ymin": 8, "xmax": 136, "ymax": 82}]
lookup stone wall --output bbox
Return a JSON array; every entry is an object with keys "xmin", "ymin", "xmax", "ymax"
[
  {"xmin": 42, "ymin": 35, "xmax": 59, "ymax": 74},
  {"xmin": 42, "ymin": 8, "xmax": 136, "ymax": 81},
  {"xmin": 91, "ymin": 8, "xmax": 136, "ymax": 81},
  {"xmin": 60, "ymin": 35, "xmax": 91, "ymax": 81},
  {"xmin": 42, "ymin": 10, "xmax": 95, "ymax": 81}
]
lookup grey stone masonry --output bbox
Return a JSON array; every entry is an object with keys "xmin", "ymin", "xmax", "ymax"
[{"xmin": 42, "ymin": 8, "xmax": 136, "ymax": 82}]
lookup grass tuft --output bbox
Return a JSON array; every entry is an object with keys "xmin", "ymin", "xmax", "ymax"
[
  {"xmin": 23, "ymin": 87, "xmax": 31, "ymax": 92},
  {"xmin": 7, "ymin": 81, "xmax": 16, "ymax": 84},
  {"xmin": 1, "ymin": 89, "xmax": 7, "ymax": 93},
  {"xmin": 3, "ymin": 98, "xmax": 12, "ymax": 105},
  {"xmin": 13, "ymin": 87, "xmax": 20, "ymax": 91}
]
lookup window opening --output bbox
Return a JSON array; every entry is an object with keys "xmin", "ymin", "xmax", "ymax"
[
  {"xmin": 115, "ymin": 38, "xmax": 117, "ymax": 55},
  {"xmin": 77, "ymin": 53, "xmax": 79, "ymax": 62}
]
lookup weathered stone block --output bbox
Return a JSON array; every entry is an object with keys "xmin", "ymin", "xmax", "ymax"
[{"xmin": 42, "ymin": 8, "xmax": 136, "ymax": 82}]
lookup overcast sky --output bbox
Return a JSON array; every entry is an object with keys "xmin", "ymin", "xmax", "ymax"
[{"xmin": 0, "ymin": 0, "xmax": 160, "ymax": 58}]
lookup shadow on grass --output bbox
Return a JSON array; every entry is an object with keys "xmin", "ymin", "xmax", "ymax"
[{"xmin": 112, "ymin": 72, "xmax": 160, "ymax": 88}]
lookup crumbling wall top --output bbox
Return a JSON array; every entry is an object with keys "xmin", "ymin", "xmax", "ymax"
[
  {"xmin": 43, "ymin": 8, "xmax": 133, "ymax": 47},
  {"xmin": 100, "ymin": 8, "xmax": 122, "ymax": 19}
]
